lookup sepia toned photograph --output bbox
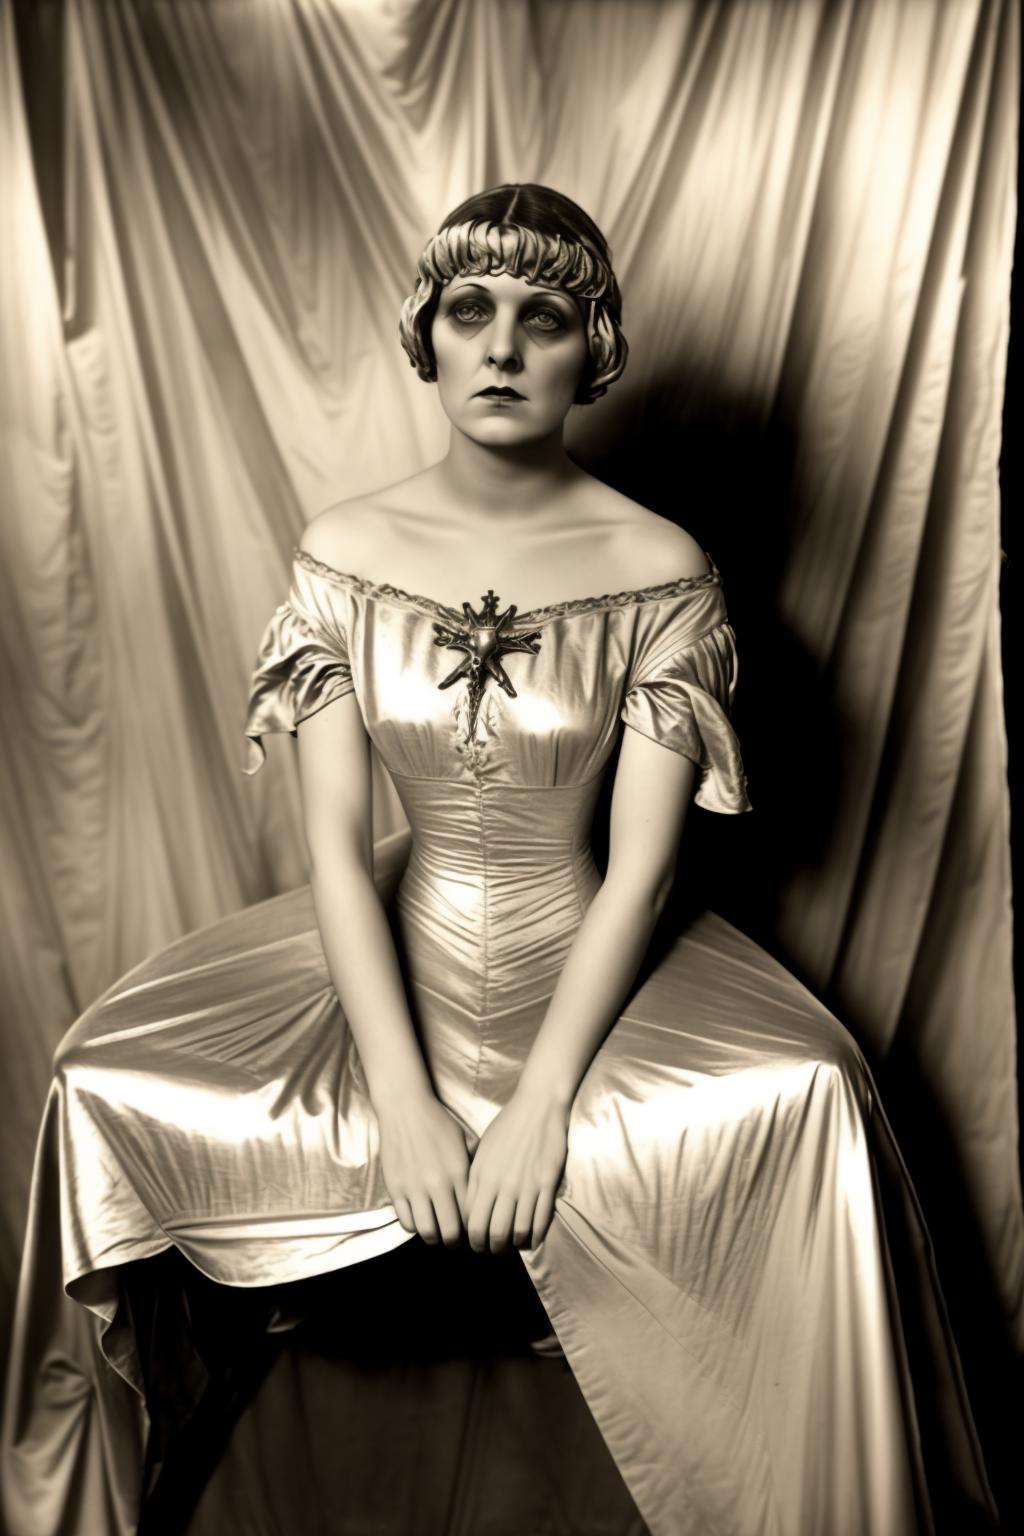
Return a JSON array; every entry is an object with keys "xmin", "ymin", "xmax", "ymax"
[{"xmin": 1, "ymin": 2, "xmax": 1020, "ymax": 1533}]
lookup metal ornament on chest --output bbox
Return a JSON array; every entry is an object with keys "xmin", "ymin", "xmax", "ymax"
[{"xmin": 432, "ymin": 590, "xmax": 542, "ymax": 738}]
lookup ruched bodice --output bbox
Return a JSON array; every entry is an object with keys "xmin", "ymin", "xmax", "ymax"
[{"xmin": 392, "ymin": 774, "xmax": 604, "ymax": 1021}]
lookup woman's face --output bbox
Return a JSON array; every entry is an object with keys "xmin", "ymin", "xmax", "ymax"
[{"xmin": 430, "ymin": 270, "xmax": 588, "ymax": 445}]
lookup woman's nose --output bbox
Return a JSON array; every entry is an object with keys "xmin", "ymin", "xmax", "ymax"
[{"xmin": 486, "ymin": 315, "xmax": 523, "ymax": 371}]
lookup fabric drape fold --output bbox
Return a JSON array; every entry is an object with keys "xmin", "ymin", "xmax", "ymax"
[
  {"xmin": 243, "ymin": 599, "xmax": 356, "ymax": 776},
  {"xmin": 619, "ymin": 621, "xmax": 752, "ymax": 814}
]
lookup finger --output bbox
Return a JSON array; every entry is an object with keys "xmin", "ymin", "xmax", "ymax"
[
  {"xmin": 512, "ymin": 1190, "xmax": 539, "ymax": 1249},
  {"xmin": 451, "ymin": 1166, "xmax": 470, "ymax": 1226},
  {"xmin": 393, "ymin": 1196, "xmax": 416, "ymax": 1235},
  {"xmin": 529, "ymin": 1188, "xmax": 556, "ymax": 1249},
  {"xmin": 412, "ymin": 1194, "xmax": 440, "ymax": 1245},
  {"xmin": 488, "ymin": 1193, "xmax": 516, "ymax": 1254},
  {"xmin": 432, "ymin": 1186, "xmax": 464, "ymax": 1247},
  {"xmin": 467, "ymin": 1190, "xmax": 495, "ymax": 1253}
]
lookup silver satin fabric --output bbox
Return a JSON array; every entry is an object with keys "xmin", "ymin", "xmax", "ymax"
[{"xmin": 2, "ymin": 553, "xmax": 996, "ymax": 1536}]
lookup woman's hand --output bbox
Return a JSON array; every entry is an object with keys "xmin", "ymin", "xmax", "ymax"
[
  {"xmin": 376, "ymin": 1092, "xmax": 471, "ymax": 1247},
  {"xmin": 466, "ymin": 1087, "xmax": 570, "ymax": 1253}
]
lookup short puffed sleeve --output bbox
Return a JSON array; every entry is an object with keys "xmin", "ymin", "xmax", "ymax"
[
  {"xmin": 242, "ymin": 592, "xmax": 355, "ymax": 776},
  {"xmin": 619, "ymin": 596, "xmax": 752, "ymax": 814}
]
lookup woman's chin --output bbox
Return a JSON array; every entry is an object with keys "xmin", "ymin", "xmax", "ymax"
[{"xmin": 452, "ymin": 413, "xmax": 565, "ymax": 449}]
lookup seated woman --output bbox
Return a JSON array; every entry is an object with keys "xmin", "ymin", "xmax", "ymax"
[{"xmin": 1, "ymin": 183, "xmax": 998, "ymax": 1536}]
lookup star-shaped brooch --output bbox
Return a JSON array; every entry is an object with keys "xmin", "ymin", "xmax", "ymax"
[{"xmin": 432, "ymin": 590, "xmax": 542, "ymax": 738}]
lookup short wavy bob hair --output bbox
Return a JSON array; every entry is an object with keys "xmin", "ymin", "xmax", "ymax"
[{"xmin": 398, "ymin": 184, "xmax": 628, "ymax": 406}]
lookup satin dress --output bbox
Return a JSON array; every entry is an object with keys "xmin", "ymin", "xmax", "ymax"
[{"xmin": 1, "ymin": 547, "xmax": 998, "ymax": 1536}]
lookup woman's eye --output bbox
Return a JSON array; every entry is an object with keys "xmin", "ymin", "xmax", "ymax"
[
  {"xmin": 446, "ymin": 300, "xmax": 567, "ymax": 331},
  {"xmin": 450, "ymin": 302, "xmax": 487, "ymax": 323},
  {"xmin": 527, "ymin": 308, "xmax": 565, "ymax": 331}
]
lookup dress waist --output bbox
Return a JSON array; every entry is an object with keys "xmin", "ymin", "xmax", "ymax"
[
  {"xmin": 388, "ymin": 774, "xmax": 604, "ymax": 1019},
  {"xmin": 387, "ymin": 773, "xmax": 604, "ymax": 871}
]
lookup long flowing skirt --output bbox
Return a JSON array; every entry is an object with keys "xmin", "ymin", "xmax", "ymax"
[{"xmin": 1, "ymin": 832, "xmax": 998, "ymax": 1536}]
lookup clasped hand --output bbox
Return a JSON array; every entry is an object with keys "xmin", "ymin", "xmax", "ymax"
[{"xmin": 378, "ymin": 1086, "xmax": 569, "ymax": 1252}]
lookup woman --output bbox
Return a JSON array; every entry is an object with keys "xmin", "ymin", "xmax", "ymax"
[{"xmin": 1, "ymin": 184, "xmax": 998, "ymax": 1536}]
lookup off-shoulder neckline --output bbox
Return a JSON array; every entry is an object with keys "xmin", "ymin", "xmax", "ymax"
[{"xmin": 291, "ymin": 546, "xmax": 722, "ymax": 628}]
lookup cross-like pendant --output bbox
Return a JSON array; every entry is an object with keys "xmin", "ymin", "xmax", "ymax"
[{"xmin": 432, "ymin": 590, "xmax": 542, "ymax": 738}]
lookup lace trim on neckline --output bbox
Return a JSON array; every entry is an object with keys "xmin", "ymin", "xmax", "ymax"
[{"xmin": 291, "ymin": 546, "xmax": 722, "ymax": 626}]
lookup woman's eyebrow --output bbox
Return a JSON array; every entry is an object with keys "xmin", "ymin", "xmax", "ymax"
[{"xmin": 445, "ymin": 280, "xmax": 572, "ymax": 302}]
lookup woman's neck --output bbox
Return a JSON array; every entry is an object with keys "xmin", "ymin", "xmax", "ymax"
[{"xmin": 434, "ymin": 426, "xmax": 584, "ymax": 522}]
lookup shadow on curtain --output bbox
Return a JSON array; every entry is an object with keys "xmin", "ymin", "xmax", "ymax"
[{"xmin": 1, "ymin": 0, "xmax": 1020, "ymax": 1522}]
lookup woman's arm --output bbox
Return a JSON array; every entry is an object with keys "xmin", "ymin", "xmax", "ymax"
[
  {"xmin": 296, "ymin": 696, "xmax": 470, "ymax": 1246},
  {"xmin": 520, "ymin": 731, "xmax": 697, "ymax": 1103},
  {"xmin": 465, "ymin": 729, "xmax": 698, "ymax": 1254}
]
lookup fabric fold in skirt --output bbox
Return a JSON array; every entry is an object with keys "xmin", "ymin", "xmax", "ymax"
[{"xmin": 0, "ymin": 831, "xmax": 999, "ymax": 1536}]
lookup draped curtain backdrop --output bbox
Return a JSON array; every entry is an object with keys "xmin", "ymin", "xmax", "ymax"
[{"xmin": 2, "ymin": 0, "xmax": 1021, "ymax": 1507}]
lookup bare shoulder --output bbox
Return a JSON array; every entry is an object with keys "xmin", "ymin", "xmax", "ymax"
[
  {"xmin": 582, "ymin": 480, "xmax": 709, "ymax": 583},
  {"xmin": 299, "ymin": 468, "xmax": 438, "ymax": 571},
  {"xmin": 298, "ymin": 488, "xmax": 399, "ymax": 570},
  {"xmin": 624, "ymin": 515, "xmax": 710, "ymax": 583}
]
